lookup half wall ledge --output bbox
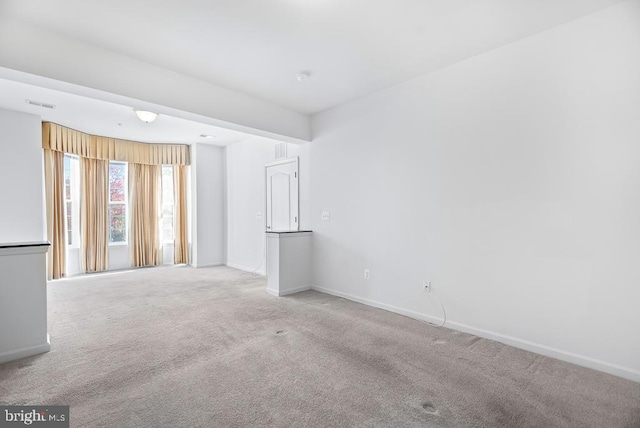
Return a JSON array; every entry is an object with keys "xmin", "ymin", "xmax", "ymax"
[{"xmin": 0, "ymin": 241, "xmax": 51, "ymax": 364}]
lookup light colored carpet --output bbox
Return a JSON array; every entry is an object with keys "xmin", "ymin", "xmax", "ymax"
[{"xmin": 0, "ymin": 266, "xmax": 638, "ymax": 427}]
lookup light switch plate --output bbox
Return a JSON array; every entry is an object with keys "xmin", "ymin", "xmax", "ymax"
[
  {"xmin": 321, "ymin": 211, "xmax": 330, "ymax": 221},
  {"xmin": 256, "ymin": 211, "xmax": 262, "ymax": 219}
]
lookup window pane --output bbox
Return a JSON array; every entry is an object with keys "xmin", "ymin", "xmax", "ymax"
[
  {"xmin": 162, "ymin": 216, "xmax": 174, "ymax": 241},
  {"xmin": 109, "ymin": 163, "xmax": 126, "ymax": 188},
  {"xmin": 110, "ymin": 188, "xmax": 126, "ymax": 202},
  {"xmin": 110, "ymin": 229, "xmax": 126, "ymax": 243},
  {"xmin": 162, "ymin": 166, "xmax": 174, "ymax": 204},
  {"xmin": 108, "ymin": 162, "xmax": 128, "ymax": 244},
  {"xmin": 161, "ymin": 165, "xmax": 174, "ymax": 244},
  {"xmin": 67, "ymin": 212, "xmax": 72, "ymax": 245},
  {"xmin": 64, "ymin": 155, "xmax": 79, "ymax": 247},
  {"xmin": 110, "ymin": 215, "xmax": 126, "ymax": 230},
  {"xmin": 109, "ymin": 204, "xmax": 126, "ymax": 216},
  {"xmin": 109, "ymin": 162, "xmax": 125, "ymax": 179}
]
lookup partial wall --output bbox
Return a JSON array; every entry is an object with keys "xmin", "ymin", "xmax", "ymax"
[{"xmin": 310, "ymin": 2, "xmax": 640, "ymax": 381}]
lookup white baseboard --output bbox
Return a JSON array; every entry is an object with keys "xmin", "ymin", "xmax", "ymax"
[
  {"xmin": 312, "ymin": 285, "xmax": 445, "ymax": 324},
  {"xmin": 311, "ymin": 285, "xmax": 640, "ymax": 383},
  {"xmin": 267, "ymin": 285, "xmax": 312, "ymax": 297},
  {"xmin": 0, "ymin": 336, "xmax": 50, "ymax": 364},
  {"xmin": 190, "ymin": 262, "xmax": 225, "ymax": 268},
  {"xmin": 226, "ymin": 263, "xmax": 266, "ymax": 276},
  {"xmin": 444, "ymin": 319, "xmax": 640, "ymax": 383}
]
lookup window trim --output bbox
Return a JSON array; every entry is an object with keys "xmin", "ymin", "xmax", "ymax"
[
  {"xmin": 108, "ymin": 161, "xmax": 128, "ymax": 246},
  {"xmin": 64, "ymin": 154, "xmax": 80, "ymax": 249},
  {"xmin": 161, "ymin": 165, "xmax": 175, "ymax": 245}
]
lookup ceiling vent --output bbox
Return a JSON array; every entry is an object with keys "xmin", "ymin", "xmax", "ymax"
[
  {"xmin": 275, "ymin": 142, "xmax": 288, "ymax": 159},
  {"xmin": 26, "ymin": 99, "xmax": 56, "ymax": 109}
]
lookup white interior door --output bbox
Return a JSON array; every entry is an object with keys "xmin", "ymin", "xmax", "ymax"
[{"xmin": 266, "ymin": 157, "xmax": 299, "ymax": 232}]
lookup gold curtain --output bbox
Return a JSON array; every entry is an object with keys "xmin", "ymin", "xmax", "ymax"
[
  {"xmin": 130, "ymin": 163, "xmax": 161, "ymax": 267},
  {"xmin": 43, "ymin": 149, "xmax": 66, "ymax": 280},
  {"xmin": 42, "ymin": 122, "xmax": 190, "ymax": 165},
  {"xmin": 80, "ymin": 158, "xmax": 109, "ymax": 272},
  {"xmin": 42, "ymin": 122, "xmax": 190, "ymax": 273},
  {"xmin": 173, "ymin": 165, "xmax": 188, "ymax": 264}
]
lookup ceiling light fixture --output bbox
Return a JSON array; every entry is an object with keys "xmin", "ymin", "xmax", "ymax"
[
  {"xmin": 199, "ymin": 134, "xmax": 216, "ymax": 139},
  {"xmin": 296, "ymin": 71, "xmax": 311, "ymax": 82},
  {"xmin": 134, "ymin": 109, "xmax": 158, "ymax": 123}
]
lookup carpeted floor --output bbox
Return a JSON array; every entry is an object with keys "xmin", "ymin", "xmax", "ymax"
[{"xmin": 0, "ymin": 266, "xmax": 638, "ymax": 427}]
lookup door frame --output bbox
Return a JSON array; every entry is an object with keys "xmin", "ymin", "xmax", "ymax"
[{"xmin": 264, "ymin": 157, "xmax": 299, "ymax": 232}]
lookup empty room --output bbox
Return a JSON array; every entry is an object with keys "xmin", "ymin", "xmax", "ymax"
[{"xmin": 1, "ymin": 1, "xmax": 639, "ymax": 427}]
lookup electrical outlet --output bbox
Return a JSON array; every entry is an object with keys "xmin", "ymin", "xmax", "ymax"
[
  {"xmin": 364, "ymin": 269, "xmax": 370, "ymax": 280},
  {"xmin": 256, "ymin": 211, "xmax": 262, "ymax": 219},
  {"xmin": 423, "ymin": 280, "xmax": 431, "ymax": 292}
]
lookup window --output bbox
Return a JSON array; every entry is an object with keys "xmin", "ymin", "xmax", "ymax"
[
  {"xmin": 108, "ymin": 162, "xmax": 128, "ymax": 243},
  {"xmin": 161, "ymin": 165, "xmax": 174, "ymax": 244},
  {"xmin": 63, "ymin": 155, "xmax": 80, "ymax": 247}
]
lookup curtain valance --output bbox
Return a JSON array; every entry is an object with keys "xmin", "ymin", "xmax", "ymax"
[{"xmin": 42, "ymin": 122, "xmax": 190, "ymax": 166}]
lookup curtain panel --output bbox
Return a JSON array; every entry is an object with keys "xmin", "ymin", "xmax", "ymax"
[
  {"xmin": 173, "ymin": 165, "xmax": 188, "ymax": 264},
  {"xmin": 43, "ymin": 149, "xmax": 66, "ymax": 280},
  {"xmin": 41, "ymin": 122, "xmax": 191, "ymax": 274},
  {"xmin": 80, "ymin": 158, "xmax": 109, "ymax": 272},
  {"xmin": 42, "ymin": 122, "xmax": 190, "ymax": 165},
  {"xmin": 129, "ymin": 163, "xmax": 162, "ymax": 267}
]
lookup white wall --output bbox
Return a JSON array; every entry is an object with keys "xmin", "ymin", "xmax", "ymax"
[
  {"xmin": 226, "ymin": 138, "xmax": 311, "ymax": 274},
  {"xmin": 0, "ymin": 108, "xmax": 45, "ymax": 242},
  {"xmin": 190, "ymin": 143, "xmax": 226, "ymax": 267},
  {"xmin": 67, "ymin": 246, "xmax": 132, "ymax": 276},
  {"xmin": 0, "ymin": 108, "xmax": 49, "ymax": 362},
  {"xmin": 0, "ymin": 246, "xmax": 50, "ymax": 363},
  {"xmin": 310, "ymin": 1, "xmax": 640, "ymax": 382}
]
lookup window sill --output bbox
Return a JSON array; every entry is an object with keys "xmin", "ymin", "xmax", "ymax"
[{"xmin": 109, "ymin": 242, "xmax": 128, "ymax": 247}]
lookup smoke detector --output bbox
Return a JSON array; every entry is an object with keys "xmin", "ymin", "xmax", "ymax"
[{"xmin": 296, "ymin": 71, "xmax": 311, "ymax": 82}]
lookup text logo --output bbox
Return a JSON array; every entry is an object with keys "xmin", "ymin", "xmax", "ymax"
[{"xmin": 0, "ymin": 406, "xmax": 69, "ymax": 427}]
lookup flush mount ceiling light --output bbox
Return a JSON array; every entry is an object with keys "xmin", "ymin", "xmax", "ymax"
[
  {"xmin": 296, "ymin": 71, "xmax": 311, "ymax": 82},
  {"xmin": 134, "ymin": 109, "xmax": 158, "ymax": 123},
  {"xmin": 199, "ymin": 134, "xmax": 216, "ymax": 139}
]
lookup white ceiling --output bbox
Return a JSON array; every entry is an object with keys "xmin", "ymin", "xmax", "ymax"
[
  {"xmin": 0, "ymin": 0, "xmax": 627, "ymax": 144},
  {"xmin": 0, "ymin": 77, "xmax": 262, "ymax": 146},
  {"xmin": 0, "ymin": 0, "xmax": 626, "ymax": 115}
]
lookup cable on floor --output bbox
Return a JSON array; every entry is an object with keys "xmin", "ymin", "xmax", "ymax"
[
  {"xmin": 242, "ymin": 234, "xmax": 267, "ymax": 276},
  {"xmin": 415, "ymin": 292, "xmax": 447, "ymax": 327}
]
